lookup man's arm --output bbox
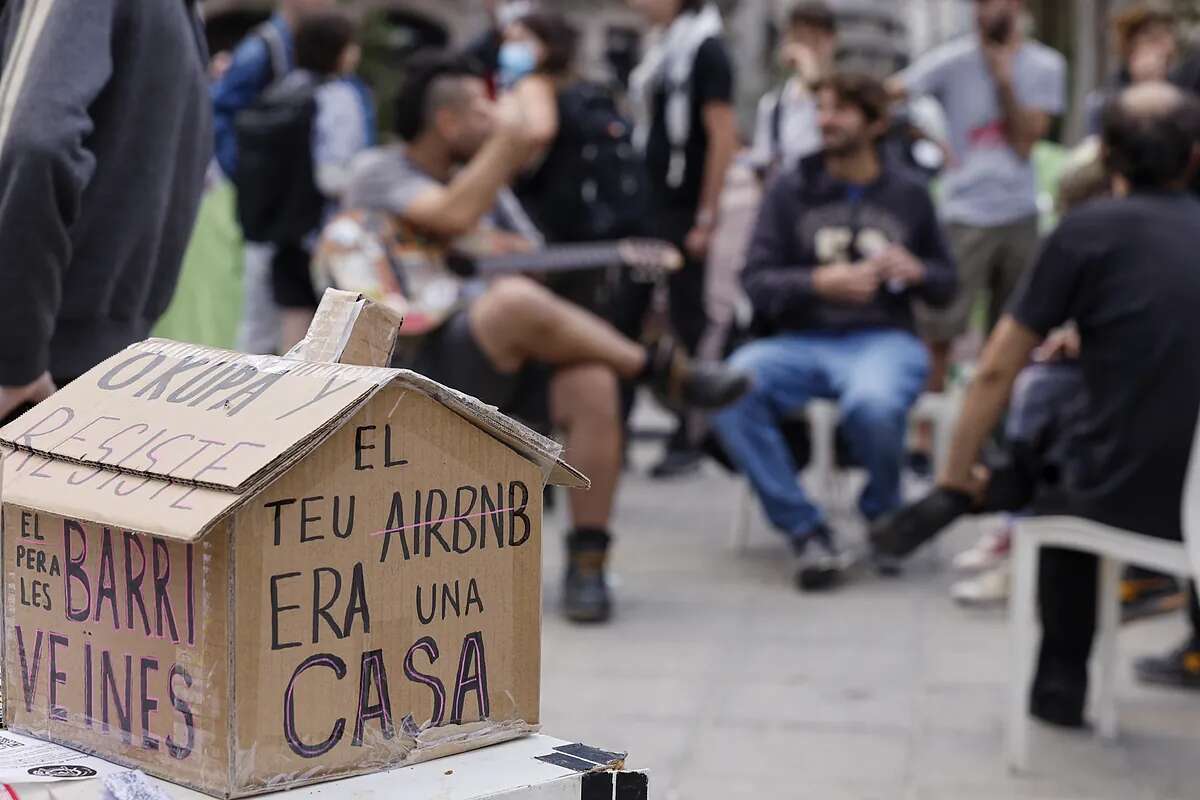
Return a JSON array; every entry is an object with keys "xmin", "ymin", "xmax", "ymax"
[
  {"xmin": 211, "ymin": 36, "xmax": 273, "ymax": 179},
  {"xmin": 742, "ymin": 178, "xmax": 879, "ymax": 325},
  {"xmin": 399, "ymin": 97, "xmax": 536, "ymax": 240},
  {"xmin": 510, "ymin": 75, "xmax": 559, "ymax": 168},
  {"xmin": 993, "ymin": 71, "xmax": 1051, "ymax": 160},
  {"xmin": 938, "ymin": 316, "xmax": 1042, "ymax": 494},
  {"xmin": 910, "ymin": 193, "xmax": 958, "ymax": 308},
  {"xmin": 887, "ymin": 45, "xmax": 948, "ymax": 103},
  {"xmin": 985, "ymin": 45, "xmax": 1060, "ymax": 161},
  {"xmin": 741, "ymin": 177, "xmax": 817, "ymax": 322},
  {"xmin": 687, "ymin": 100, "xmax": 739, "ymax": 258},
  {"xmin": 685, "ymin": 39, "xmax": 738, "ymax": 260},
  {"xmin": 0, "ymin": 0, "xmax": 114, "ymax": 394}
]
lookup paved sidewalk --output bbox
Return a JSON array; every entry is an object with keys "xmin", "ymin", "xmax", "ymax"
[{"xmin": 538, "ymin": 435, "xmax": 1200, "ymax": 799}]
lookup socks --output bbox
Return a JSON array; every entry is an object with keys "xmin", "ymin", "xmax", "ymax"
[{"xmin": 568, "ymin": 528, "xmax": 611, "ymax": 549}]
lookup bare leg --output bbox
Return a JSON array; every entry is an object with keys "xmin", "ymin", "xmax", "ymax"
[
  {"xmin": 468, "ymin": 277, "xmax": 646, "ymax": 378},
  {"xmin": 915, "ymin": 339, "xmax": 953, "ymax": 453},
  {"xmin": 279, "ymin": 308, "xmax": 316, "ymax": 354},
  {"xmin": 926, "ymin": 340, "xmax": 952, "ymax": 393},
  {"xmin": 550, "ymin": 364, "xmax": 622, "ymax": 530}
]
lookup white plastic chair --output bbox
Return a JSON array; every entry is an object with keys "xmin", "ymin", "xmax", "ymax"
[
  {"xmin": 1185, "ymin": 407, "xmax": 1200, "ymax": 585},
  {"xmin": 1006, "ymin": 409, "xmax": 1200, "ymax": 771},
  {"xmin": 727, "ymin": 392, "xmax": 961, "ymax": 551}
]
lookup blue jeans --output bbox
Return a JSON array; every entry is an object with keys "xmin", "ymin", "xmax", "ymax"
[{"xmin": 713, "ymin": 329, "xmax": 930, "ymax": 537}]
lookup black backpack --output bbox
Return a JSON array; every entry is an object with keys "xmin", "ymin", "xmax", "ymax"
[
  {"xmin": 519, "ymin": 82, "xmax": 649, "ymax": 243},
  {"xmin": 233, "ymin": 72, "xmax": 325, "ymax": 245}
]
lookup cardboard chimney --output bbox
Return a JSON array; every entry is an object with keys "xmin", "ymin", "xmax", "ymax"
[{"xmin": 0, "ymin": 291, "xmax": 585, "ymax": 797}]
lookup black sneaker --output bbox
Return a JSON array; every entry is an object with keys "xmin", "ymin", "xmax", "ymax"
[
  {"xmin": 563, "ymin": 530, "xmax": 612, "ymax": 623},
  {"xmin": 649, "ymin": 447, "xmax": 703, "ymax": 479},
  {"xmin": 793, "ymin": 524, "xmax": 857, "ymax": 592},
  {"xmin": 1121, "ymin": 572, "xmax": 1186, "ymax": 623},
  {"xmin": 1030, "ymin": 658, "xmax": 1088, "ymax": 728},
  {"xmin": 1133, "ymin": 640, "xmax": 1200, "ymax": 689},
  {"xmin": 1030, "ymin": 692, "xmax": 1088, "ymax": 729},
  {"xmin": 869, "ymin": 488, "xmax": 974, "ymax": 560},
  {"xmin": 645, "ymin": 341, "xmax": 750, "ymax": 411},
  {"xmin": 906, "ymin": 450, "xmax": 933, "ymax": 479}
]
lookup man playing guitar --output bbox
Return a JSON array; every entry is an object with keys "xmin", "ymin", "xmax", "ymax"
[{"xmin": 329, "ymin": 52, "xmax": 749, "ymax": 624}]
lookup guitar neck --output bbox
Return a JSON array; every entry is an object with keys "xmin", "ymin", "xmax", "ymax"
[{"xmin": 470, "ymin": 243, "xmax": 625, "ymax": 276}]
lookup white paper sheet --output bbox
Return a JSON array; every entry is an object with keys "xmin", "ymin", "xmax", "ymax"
[{"xmin": 0, "ymin": 731, "xmax": 126, "ymax": 784}]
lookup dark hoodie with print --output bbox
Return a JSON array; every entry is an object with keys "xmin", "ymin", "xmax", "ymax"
[
  {"xmin": 0, "ymin": 0, "xmax": 212, "ymax": 385},
  {"xmin": 742, "ymin": 151, "xmax": 957, "ymax": 336}
]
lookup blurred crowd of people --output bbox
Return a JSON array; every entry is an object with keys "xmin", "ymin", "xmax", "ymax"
[{"xmin": 4, "ymin": 0, "xmax": 1200, "ymax": 740}]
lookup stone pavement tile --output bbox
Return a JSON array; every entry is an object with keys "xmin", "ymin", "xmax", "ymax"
[
  {"xmin": 539, "ymin": 671, "xmax": 705, "ymax": 723},
  {"xmin": 715, "ymin": 677, "xmax": 914, "ymax": 732},
  {"xmin": 667, "ymin": 774, "xmax": 897, "ymax": 800},
  {"xmin": 915, "ymin": 683, "xmax": 1007, "ymax": 736},
  {"xmin": 1121, "ymin": 730, "xmax": 1200, "ymax": 797},
  {"xmin": 918, "ymin": 638, "xmax": 1011, "ymax": 686},
  {"xmin": 540, "ymin": 630, "xmax": 724, "ymax": 681},
  {"xmin": 910, "ymin": 787, "xmax": 1144, "ymax": 800},
  {"xmin": 536, "ymin": 439, "xmax": 1200, "ymax": 799},
  {"xmin": 739, "ymin": 590, "xmax": 923, "ymax": 647},
  {"xmin": 680, "ymin": 721, "xmax": 910, "ymax": 787},
  {"xmin": 1119, "ymin": 696, "xmax": 1200, "ymax": 741},
  {"xmin": 730, "ymin": 639, "xmax": 919, "ymax": 687},
  {"xmin": 908, "ymin": 726, "xmax": 1143, "ymax": 800}
]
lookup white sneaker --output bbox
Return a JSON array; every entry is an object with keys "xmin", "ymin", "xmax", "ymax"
[
  {"xmin": 951, "ymin": 562, "xmax": 1010, "ymax": 607},
  {"xmin": 951, "ymin": 524, "xmax": 1012, "ymax": 573}
]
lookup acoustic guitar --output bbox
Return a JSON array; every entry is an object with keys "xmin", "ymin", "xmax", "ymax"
[{"xmin": 312, "ymin": 210, "xmax": 682, "ymax": 337}]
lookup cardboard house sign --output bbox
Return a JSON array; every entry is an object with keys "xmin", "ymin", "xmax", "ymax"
[{"xmin": 0, "ymin": 292, "xmax": 586, "ymax": 798}]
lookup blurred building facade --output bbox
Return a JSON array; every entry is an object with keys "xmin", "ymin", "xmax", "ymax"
[
  {"xmin": 204, "ymin": 0, "xmax": 1169, "ymax": 143},
  {"xmin": 203, "ymin": 0, "xmax": 952, "ymax": 133}
]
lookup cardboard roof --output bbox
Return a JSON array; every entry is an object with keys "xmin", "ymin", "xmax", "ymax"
[{"xmin": 0, "ymin": 339, "xmax": 586, "ymax": 543}]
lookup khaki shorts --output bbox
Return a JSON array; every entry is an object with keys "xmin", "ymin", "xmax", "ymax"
[{"xmin": 916, "ymin": 215, "xmax": 1040, "ymax": 342}]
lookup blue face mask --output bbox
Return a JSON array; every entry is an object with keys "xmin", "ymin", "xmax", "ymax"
[{"xmin": 498, "ymin": 41, "xmax": 538, "ymax": 89}]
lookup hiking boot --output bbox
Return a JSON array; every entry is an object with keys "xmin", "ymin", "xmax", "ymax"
[
  {"xmin": 563, "ymin": 529, "xmax": 612, "ymax": 624},
  {"xmin": 793, "ymin": 523, "xmax": 857, "ymax": 592},
  {"xmin": 906, "ymin": 449, "xmax": 933, "ymax": 480},
  {"xmin": 1121, "ymin": 572, "xmax": 1186, "ymax": 623},
  {"xmin": 1133, "ymin": 640, "xmax": 1200, "ymax": 689},
  {"xmin": 869, "ymin": 487, "xmax": 974, "ymax": 560},
  {"xmin": 649, "ymin": 446, "xmax": 704, "ymax": 479},
  {"xmin": 645, "ymin": 340, "xmax": 750, "ymax": 411}
]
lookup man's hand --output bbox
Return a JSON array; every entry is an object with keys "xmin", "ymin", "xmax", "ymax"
[
  {"xmin": 684, "ymin": 224, "xmax": 714, "ymax": 261},
  {"xmin": 874, "ymin": 244, "xmax": 926, "ymax": 288},
  {"xmin": 983, "ymin": 36, "xmax": 1018, "ymax": 86},
  {"xmin": 812, "ymin": 262, "xmax": 881, "ymax": 305},
  {"xmin": 0, "ymin": 372, "xmax": 55, "ymax": 422},
  {"xmin": 937, "ymin": 463, "xmax": 991, "ymax": 506},
  {"xmin": 782, "ymin": 42, "xmax": 821, "ymax": 83},
  {"xmin": 1033, "ymin": 324, "xmax": 1081, "ymax": 362}
]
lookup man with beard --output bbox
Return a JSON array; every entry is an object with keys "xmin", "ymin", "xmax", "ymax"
[
  {"xmin": 340, "ymin": 53, "xmax": 750, "ymax": 623},
  {"xmin": 712, "ymin": 73, "xmax": 956, "ymax": 591}
]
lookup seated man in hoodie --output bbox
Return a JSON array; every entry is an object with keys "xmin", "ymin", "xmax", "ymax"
[{"xmin": 713, "ymin": 73, "xmax": 956, "ymax": 591}]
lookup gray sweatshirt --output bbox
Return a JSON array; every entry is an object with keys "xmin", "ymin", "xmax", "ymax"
[{"xmin": 0, "ymin": 0, "xmax": 212, "ymax": 385}]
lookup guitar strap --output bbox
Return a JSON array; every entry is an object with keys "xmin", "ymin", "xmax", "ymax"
[{"xmin": 370, "ymin": 212, "xmax": 413, "ymax": 297}]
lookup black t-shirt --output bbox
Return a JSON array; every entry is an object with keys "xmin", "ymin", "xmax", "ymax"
[
  {"xmin": 644, "ymin": 36, "xmax": 734, "ymax": 215},
  {"xmin": 1169, "ymin": 54, "xmax": 1200, "ymax": 195},
  {"xmin": 1009, "ymin": 192, "xmax": 1200, "ymax": 540},
  {"xmin": 1172, "ymin": 52, "xmax": 1200, "ymax": 96}
]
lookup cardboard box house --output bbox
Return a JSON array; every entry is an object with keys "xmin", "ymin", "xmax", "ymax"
[{"xmin": 0, "ymin": 292, "xmax": 586, "ymax": 797}]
